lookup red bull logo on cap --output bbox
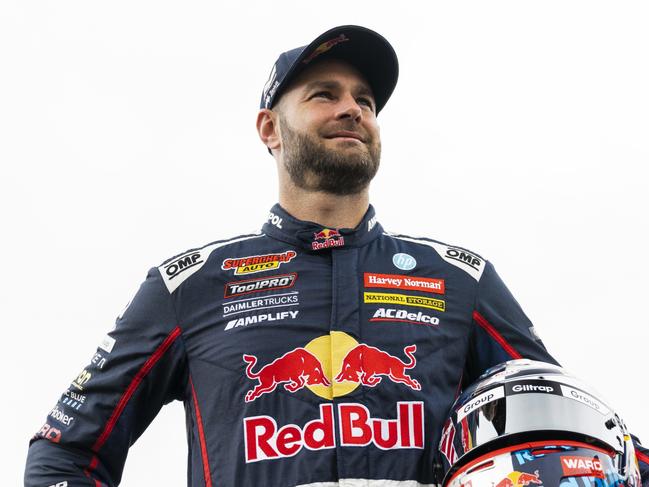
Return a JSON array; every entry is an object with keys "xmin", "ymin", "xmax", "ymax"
[
  {"xmin": 312, "ymin": 228, "xmax": 345, "ymax": 250},
  {"xmin": 302, "ymin": 34, "xmax": 350, "ymax": 64}
]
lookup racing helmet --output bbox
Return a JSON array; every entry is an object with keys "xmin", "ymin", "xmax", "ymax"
[{"xmin": 438, "ymin": 359, "xmax": 642, "ymax": 486}]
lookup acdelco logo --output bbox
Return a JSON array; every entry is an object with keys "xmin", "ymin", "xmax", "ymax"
[
  {"xmin": 370, "ymin": 308, "xmax": 439, "ymax": 326},
  {"xmin": 163, "ymin": 252, "xmax": 203, "ymax": 280},
  {"xmin": 222, "ymin": 251, "xmax": 297, "ymax": 275}
]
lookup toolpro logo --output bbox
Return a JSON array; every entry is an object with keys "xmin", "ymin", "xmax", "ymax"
[
  {"xmin": 224, "ymin": 273, "xmax": 297, "ymax": 298},
  {"xmin": 242, "ymin": 333, "xmax": 424, "ymax": 462},
  {"xmin": 312, "ymin": 228, "xmax": 345, "ymax": 250},
  {"xmin": 364, "ymin": 273, "xmax": 445, "ymax": 295},
  {"xmin": 221, "ymin": 250, "xmax": 297, "ymax": 275}
]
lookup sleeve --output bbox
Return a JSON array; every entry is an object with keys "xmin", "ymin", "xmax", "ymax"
[
  {"xmin": 631, "ymin": 435, "xmax": 649, "ymax": 486},
  {"xmin": 24, "ymin": 268, "xmax": 188, "ymax": 487},
  {"xmin": 463, "ymin": 260, "xmax": 559, "ymax": 386}
]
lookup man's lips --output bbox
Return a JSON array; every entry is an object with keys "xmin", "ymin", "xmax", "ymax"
[{"xmin": 325, "ymin": 131, "xmax": 365, "ymax": 142}]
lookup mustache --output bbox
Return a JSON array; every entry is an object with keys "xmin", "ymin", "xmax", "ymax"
[{"xmin": 319, "ymin": 123, "xmax": 372, "ymax": 142}]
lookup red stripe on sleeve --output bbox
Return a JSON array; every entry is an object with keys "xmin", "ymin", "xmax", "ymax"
[
  {"xmin": 637, "ymin": 449, "xmax": 649, "ymax": 466},
  {"xmin": 191, "ymin": 377, "xmax": 213, "ymax": 487},
  {"xmin": 91, "ymin": 326, "xmax": 182, "ymax": 452},
  {"xmin": 472, "ymin": 310, "xmax": 523, "ymax": 359}
]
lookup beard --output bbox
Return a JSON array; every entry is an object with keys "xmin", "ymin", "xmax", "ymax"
[{"xmin": 279, "ymin": 118, "xmax": 381, "ymax": 196}]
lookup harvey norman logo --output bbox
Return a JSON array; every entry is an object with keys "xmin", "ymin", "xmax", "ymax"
[
  {"xmin": 364, "ymin": 292, "xmax": 445, "ymax": 312},
  {"xmin": 222, "ymin": 251, "xmax": 297, "ymax": 276},
  {"xmin": 364, "ymin": 273, "xmax": 444, "ymax": 295}
]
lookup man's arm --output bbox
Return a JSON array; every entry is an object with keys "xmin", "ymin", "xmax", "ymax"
[
  {"xmin": 25, "ymin": 268, "xmax": 188, "ymax": 487},
  {"xmin": 463, "ymin": 261, "xmax": 649, "ymax": 482}
]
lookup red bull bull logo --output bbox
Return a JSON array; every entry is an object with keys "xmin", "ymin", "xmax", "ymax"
[
  {"xmin": 243, "ymin": 348, "xmax": 330, "ymax": 402},
  {"xmin": 335, "ymin": 344, "xmax": 421, "ymax": 390},
  {"xmin": 312, "ymin": 228, "xmax": 345, "ymax": 250},
  {"xmin": 302, "ymin": 34, "xmax": 350, "ymax": 64},
  {"xmin": 243, "ymin": 333, "xmax": 421, "ymax": 402},
  {"xmin": 495, "ymin": 470, "xmax": 542, "ymax": 487}
]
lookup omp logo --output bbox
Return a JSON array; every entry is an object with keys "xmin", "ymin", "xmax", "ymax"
[
  {"xmin": 222, "ymin": 251, "xmax": 297, "ymax": 275},
  {"xmin": 445, "ymin": 248, "xmax": 482, "ymax": 271},
  {"xmin": 363, "ymin": 292, "xmax": 445, "ymax": 312},
  {"xmin": 163, "ymin": 252, "xmax": 203, "ymax": 280},
  {"xmin": 224, "ymin": 273, "xmax": 297, "ymax": 298}
]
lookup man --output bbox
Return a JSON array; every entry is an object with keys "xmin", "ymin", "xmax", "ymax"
[{"xmin": 25, "ymin": 25, "xmax": 648, "ymax": 486}]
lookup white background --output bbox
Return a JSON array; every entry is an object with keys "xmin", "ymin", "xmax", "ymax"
[{"xmin": 2, "ymin": 1, "xmax": 648, "ymax": 484}]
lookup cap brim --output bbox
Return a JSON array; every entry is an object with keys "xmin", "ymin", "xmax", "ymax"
[{"xmin": 274, "ymin": 25, "xmax": 399, "ymax": 114}]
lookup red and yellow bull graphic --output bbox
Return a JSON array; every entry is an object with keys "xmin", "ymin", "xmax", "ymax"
[
  {"xmin": 221, "ymin": 250, "xmax": 297, "ymax": 275},
  {"xmin": 364, "ymin": 292, "xmax": 446, "ymax": 312},
  {"xmin": 242, "ymin": 332, "xmax": 424, "ymax": 462},
  {"xmin": 302, "ymin": 34, "xmax": 350, "ymax": 64},
  {"xmin": 312, "ymin": 228, "xmax": 345, "ymax": 250},
  {"xmin": 495, "ymin": 471, "xmax": 542, "ymax": 487}
]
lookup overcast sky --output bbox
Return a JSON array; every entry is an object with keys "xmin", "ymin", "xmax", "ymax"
[{"xmin": 2, "ymin": 1, "xmax": 648, "ymax": 484}]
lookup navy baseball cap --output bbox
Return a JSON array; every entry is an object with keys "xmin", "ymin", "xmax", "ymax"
[{"xmin": 260, "ymin": 25, "xmax": 399, "ymax": 114}]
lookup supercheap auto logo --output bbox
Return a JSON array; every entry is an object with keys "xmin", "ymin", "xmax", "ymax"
[
  {"xmin": 364, "ymin": 292, "xmax": 446, "ymax": 312},
  {"xmin": 221, "ymin": 250, "xmax": 297, "ymax": 275},
  {"xmin": 242, "ymin": 332, "xmax": 424, "ymax": 462},
  {"xmin": 311, "ymin": 228, "xmax": 345, "ymax": 250}
]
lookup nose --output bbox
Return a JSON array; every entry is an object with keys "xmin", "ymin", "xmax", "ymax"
[{"xmin": 335, "ymin": 93, "xmax": 362, "ymax": 123}]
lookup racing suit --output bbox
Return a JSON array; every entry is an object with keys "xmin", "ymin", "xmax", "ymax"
[{"xmin": 25, "ymin": 204, "xmax": 649, "ymax": 486}]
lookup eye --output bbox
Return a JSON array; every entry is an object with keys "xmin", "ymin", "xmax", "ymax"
[
  {"xmin": 357, "ymin": 97, "xmax": 375, "ymax": 110},
  {"xmin": 311, "ymin": 91, "xmax": 334, "ymax": 100}
]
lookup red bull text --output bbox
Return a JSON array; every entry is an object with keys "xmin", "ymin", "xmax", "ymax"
[
  {"xmin": 312, "ymin": 229, "xmax": 345, "ymax": 250},
  {"xmin": 244, "ymin": 401, "xmax": 424, "ymax": 462}
]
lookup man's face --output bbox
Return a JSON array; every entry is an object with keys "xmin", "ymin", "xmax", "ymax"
[{"xmin": 274, "ymin": 59, "xmax": 381, "ymax": 195}]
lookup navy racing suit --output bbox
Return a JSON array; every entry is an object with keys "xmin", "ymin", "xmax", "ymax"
[{"xmin": 25, "ymin": 204, "xmax": 649, "ymax": 486}]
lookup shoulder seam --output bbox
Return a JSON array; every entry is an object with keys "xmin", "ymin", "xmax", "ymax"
[
  {"xmin": 386, "ymin": 232, "xmax": 487, "ymax": 282},
  {"xmin": 158, "ymin": 233, "xmax": 264, "ymax": 293}
]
